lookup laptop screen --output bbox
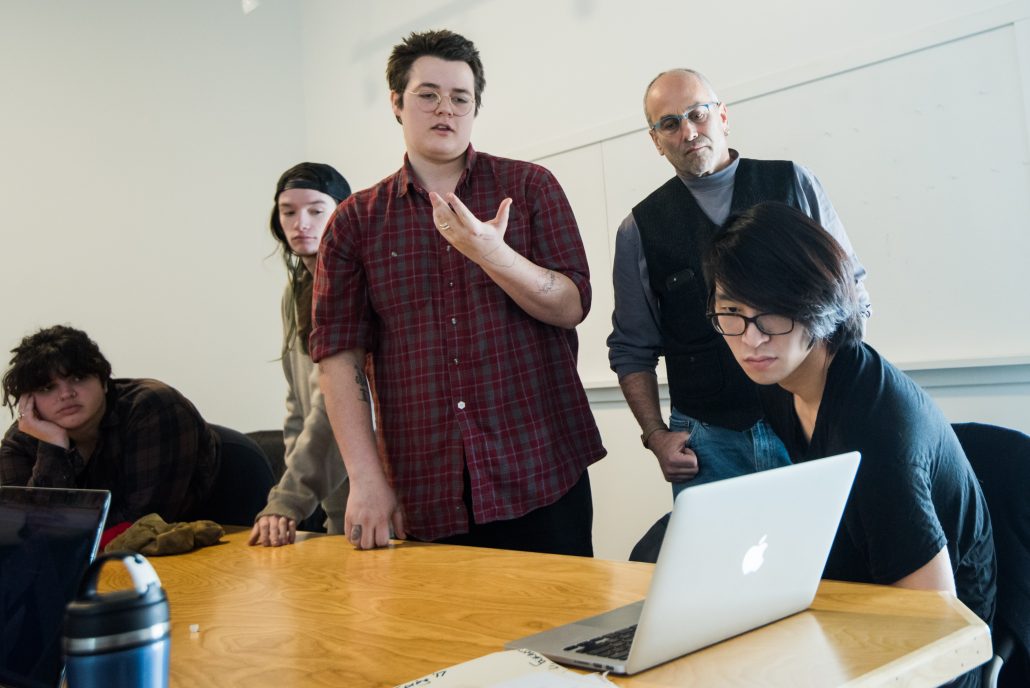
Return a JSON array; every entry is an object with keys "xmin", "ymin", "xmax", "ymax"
[{"xmin": 0, "ymin": 487, "xmax": 110, "ymax": 688}]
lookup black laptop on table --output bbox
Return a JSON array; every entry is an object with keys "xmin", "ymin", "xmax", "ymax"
[{"xmin": 0, "ymin": 486, "xmax": 111, "ymax": 688}]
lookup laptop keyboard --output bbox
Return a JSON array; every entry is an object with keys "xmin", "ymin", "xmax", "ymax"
[{"xmin": 563, "ymin": 624, "xmax": 637, "ymax": 660}]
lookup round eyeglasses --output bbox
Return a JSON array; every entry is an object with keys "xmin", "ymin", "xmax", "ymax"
[
  {"xmin": 708, "ymin": 312, "xmax": 795, "ymax": 336},
  {"xmin": 650, "ymin": 101, "xmax": 720, "ymax": 137},
  {"xmin": 406, "ymin": 89, "xmax": 474, "ymax": 116}
]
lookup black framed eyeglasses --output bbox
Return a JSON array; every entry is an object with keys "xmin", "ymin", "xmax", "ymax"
[
  {"xmin": 406, "ymin": 89, "xmax": 474, "ymax": 116},
  {"xmin": 649, "ymin": 101, "xmax": 720, "ymax": 136},
  {"xmin": 707, "ymin": 312, "xmax": 795, "ymax": 336}
]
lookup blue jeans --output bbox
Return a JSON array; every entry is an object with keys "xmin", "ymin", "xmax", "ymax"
[{"xmin": 669, "ymin": 407, "xmax": 791, "ymax": 500}]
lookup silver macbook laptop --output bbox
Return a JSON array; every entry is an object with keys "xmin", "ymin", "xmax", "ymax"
[
  {"xmin": 0, "ymin": 486, "xmax": 111, "ymax": 688},
  {"xmin": 506, "ymin": 452, "xmax": 860, "ymax": 675}
]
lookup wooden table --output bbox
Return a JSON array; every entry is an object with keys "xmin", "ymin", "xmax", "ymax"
[{"xmin": 101, "ymin": 530, "xmax": 990, "ymax": 687}]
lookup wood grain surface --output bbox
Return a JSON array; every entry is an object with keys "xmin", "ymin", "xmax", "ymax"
[{"xmin": 98, "ymin": 530, "xmax": 990, "ymax": 687}]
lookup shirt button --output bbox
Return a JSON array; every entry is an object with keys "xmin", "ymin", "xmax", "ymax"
[
  {"xmin": 451, "ymin": 318, "xmax": 457, "ymax": 325},
  {"xmin": 457, "ymin": 401, "xmax": 466, "ymax": 410},
  {"xmin": 448, "ymin": 281, "xmax": 454, "ymax": 287},
  {"xmin": 446, "ymin": 245, "xmax": 451, "ymax": 251},
  {"xmin": 453, "ymin": 358, "xmax": 459, "ymax": 365}
]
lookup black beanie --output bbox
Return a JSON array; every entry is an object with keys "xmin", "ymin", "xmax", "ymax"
[{"xmin": 274, "ymin": 162, "xmax": 350, "ymax": 203}]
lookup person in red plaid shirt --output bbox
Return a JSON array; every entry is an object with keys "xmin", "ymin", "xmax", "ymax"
[{"xmin": 310, "ymin": 29, "xmax": 605, "ymax": 554}]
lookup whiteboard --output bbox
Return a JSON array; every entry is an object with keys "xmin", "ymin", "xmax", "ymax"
[
  {"xmin": 539, "ymin": 24, "xmax": 1030, "ymax": 387},
  {"xmin": 538, "ymin": 145, "xmax": 620, "ymax": 388}
]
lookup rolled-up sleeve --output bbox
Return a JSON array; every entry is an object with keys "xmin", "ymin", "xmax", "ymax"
[
  {"xmin": 310, "ymin": 201, "xmax": 373, "ymax": 363},
  {"xmin": 524, "ymin": 165, "xmax": 593, "ymax": 322}
]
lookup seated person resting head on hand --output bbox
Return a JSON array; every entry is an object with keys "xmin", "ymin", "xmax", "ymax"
[
  {"xmin": 702, "ymin": 203, "xmax": 995, "ymax": 686},
  {"xmin": 0, "ymin": 325, "xmax": 220, "ymax": 526}
]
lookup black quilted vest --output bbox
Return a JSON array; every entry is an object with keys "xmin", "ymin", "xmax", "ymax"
[{"xmin": 632, "ymin": 159, "xmax": 799, "ymax": 429}]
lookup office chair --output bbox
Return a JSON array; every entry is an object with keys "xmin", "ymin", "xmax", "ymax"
[
  {"xmin": 200, "ymin": 425, "xmax": 277, "ymax": 526},
  {"xmin": 245, "ymin": 429, "xmax": 287, "ymax": 479},
  {"xmin": 952, "ymin": 422, "xmax": 1030, "ymax": 688},
  {"xmin": 629, "ymin": 512, "xmax": 670, "ymax": 563}
]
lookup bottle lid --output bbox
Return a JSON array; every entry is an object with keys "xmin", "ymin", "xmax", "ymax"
[{"xmin": 63, "ymin": 551, "xmax": 170, "ymax": 654}]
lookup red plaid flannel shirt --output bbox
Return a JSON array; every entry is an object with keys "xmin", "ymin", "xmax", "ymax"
[{"xmin": 311, "ymin": 147, "xmax": 606, "ymax": 541}]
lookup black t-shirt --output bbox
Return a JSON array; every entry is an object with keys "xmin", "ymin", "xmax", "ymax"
[{"xmin": 759, "ymin": 343, "xmax": 996, "ymax": 626}]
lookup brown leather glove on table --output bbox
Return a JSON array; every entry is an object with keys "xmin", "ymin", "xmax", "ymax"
[{"xmin": 104, "ymin": 513, "xmax": 224, "ymax": 555}]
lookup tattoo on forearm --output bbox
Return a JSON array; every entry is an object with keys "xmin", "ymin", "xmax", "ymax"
[
  {"xmin": 537, "ymin": 270, "xmax": 558, "ymax": 294},
  {"xmin": 353, "ymin": 364, "xmax": 370, "ymax": 404},
  {"xmin": 483, "ymin": 244, "xmax": 515, "ymax": 268}
]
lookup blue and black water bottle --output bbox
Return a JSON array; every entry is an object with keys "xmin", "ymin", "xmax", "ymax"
[{"xmin": 63, "ymin": 551, "xmax": 170, "ymax": 688}]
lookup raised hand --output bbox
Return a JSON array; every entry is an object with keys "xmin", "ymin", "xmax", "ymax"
[{"xmin": 429, "ymin": 191, "xmax": 514, "ymax": 267}]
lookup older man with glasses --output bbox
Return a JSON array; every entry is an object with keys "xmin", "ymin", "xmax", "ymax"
[{"xmin": 607, "ymin": 68, "xmax": 871, "ymax": 499}]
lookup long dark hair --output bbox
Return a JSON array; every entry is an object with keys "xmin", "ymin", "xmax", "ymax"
[
  {"xmin": 703, "ymin": 201, "xmax": 863, "ymax": 354},
  {"xmin": 269, "ymin": 163, "xmax": 350, "ymax": 356}
]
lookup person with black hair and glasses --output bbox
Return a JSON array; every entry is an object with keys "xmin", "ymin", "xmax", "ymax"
[
  {"xmin": 249, "ymin": 162, "xmax": 355, "ymax": 547},
  {"xmin": 704, "ymin": 201, "xmax": 994, "ymax": 688},
  {"xmin": 0, "ymin": 325, "xmax": 220, "ymax": 525}
]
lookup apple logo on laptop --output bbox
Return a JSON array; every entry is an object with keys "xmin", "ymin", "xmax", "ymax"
[{"xmin": 741, "ymin": 535, "xmax": 768, "ymax": 575}]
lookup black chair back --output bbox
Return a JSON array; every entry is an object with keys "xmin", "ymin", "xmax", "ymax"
[
  {"xmin": 245, "ymin": 429, "xmax": 287, "ymax": 479},
  {"xmin": 629, "ymin": 512, "xmax": 671, "ymax": 563},
  {"xmin": 953, "ymin": 422, "xmax": 1030, "ymax": 687},
  {"xmin": 201, "ymin": 424, "xmax": 277, "ymax": 526}
]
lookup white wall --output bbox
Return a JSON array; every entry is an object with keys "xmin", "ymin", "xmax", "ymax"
[
  {"xmin": 0, "ymin": 0, "xmax": 307, "ymax": 431},
  {"xmin": 299, "ymin": 0, "xmax": 1026, "ymax": 182},
  {"xmin": 538, "ymin": 22, "xmax": 1030, "ymax": 386},
  {"xmin": 3, "ymin": 1, "xmax": 1028, "ymax": 561},
  {"xmin": 300, "ymin": 0, "xmax": 1030, "ymax": 560}
]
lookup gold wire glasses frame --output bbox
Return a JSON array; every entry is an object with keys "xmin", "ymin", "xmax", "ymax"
[
  {"xmin": 406, "ymin": 89, "xmax": 474, "ymax": 116},
  {"xmin": 707, "ymin": 312, "xmax": 796, "ymax": 336},
  {"xmin": 650, "ymin": 101, "xmax": 720, "ymax": 136}
]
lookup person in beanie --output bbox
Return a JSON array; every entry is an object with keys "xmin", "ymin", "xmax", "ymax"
[{"xmin": 249, "ymin": 162, "xmax": 355, "ymax": 546}]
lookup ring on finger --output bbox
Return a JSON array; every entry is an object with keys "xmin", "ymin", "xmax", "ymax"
[{"xmin": 438, "ymin": 222, "xmax": 451, "ymax": 230}]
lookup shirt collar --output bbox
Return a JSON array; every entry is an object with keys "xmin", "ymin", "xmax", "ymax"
[{"xmin": 397, "ymin": 144, "xmax": 478, "ymax": 198}]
